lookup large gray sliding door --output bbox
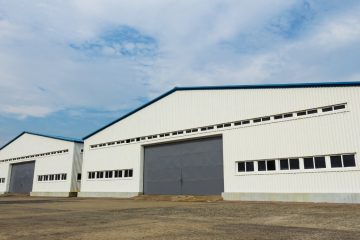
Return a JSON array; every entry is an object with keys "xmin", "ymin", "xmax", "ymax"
[
  {"xmin": 9, "ymin": 161, "xmax": 35, "ymax": 193},
  {"xmin": 144, "ymin": 137, "xmax": 224, "ymax": 195}
]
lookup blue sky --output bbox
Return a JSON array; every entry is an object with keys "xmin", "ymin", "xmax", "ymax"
[{"xmin": 0, "ymin": 0, "xmax": 360, "ymax": 146}]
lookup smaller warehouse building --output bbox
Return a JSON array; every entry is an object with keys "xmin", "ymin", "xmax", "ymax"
[{"xmin": 0, "ymin": 132, "xmax": 83, "ymax": 197}]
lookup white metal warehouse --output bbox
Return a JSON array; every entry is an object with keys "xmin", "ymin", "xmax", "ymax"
[
  {"xmin": 0, "ymin": 132, "xmax": 83, "ymax": 197},
  {"xmin": 79, "ymin": 82, "xmax": 360, "ymax": 203}
]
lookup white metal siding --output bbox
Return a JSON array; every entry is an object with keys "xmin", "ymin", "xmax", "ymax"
[{"xmin": 81, "ymin": 86, "xmax": 360, "ymax": 196}]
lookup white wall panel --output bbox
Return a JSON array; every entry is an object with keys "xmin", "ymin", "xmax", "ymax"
[{"xmin": 82, "ymin": 86, "xmax": 360, "ymax": 197}]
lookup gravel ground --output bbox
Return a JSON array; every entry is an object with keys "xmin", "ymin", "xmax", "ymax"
[{"xmin": 1, "ymin": 195, "xmax": 360, "ymax": 240}]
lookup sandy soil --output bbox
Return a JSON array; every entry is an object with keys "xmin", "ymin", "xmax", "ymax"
[{"xmin": 1, "ymin": 195, "xmax": 360, "ymax": 240}]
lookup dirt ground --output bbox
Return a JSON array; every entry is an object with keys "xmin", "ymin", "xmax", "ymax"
[{"xmin": 1, "ymin": 195, "xmax": 360, "ymax": 240}]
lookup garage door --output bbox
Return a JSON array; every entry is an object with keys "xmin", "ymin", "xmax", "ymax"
[
  {"xmin": 144, "ymin": 136, "xmax": 224, "ymax": 195},
  {"xmin": 9, "ymin": 161, "xmax": 35, "ymax": 193}
]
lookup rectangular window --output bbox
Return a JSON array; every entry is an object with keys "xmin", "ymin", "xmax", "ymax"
[
  {"xmin": 186, "ymin": 129, "xmax": 191, "ymax": 133},
  {"xmin": 280, "ymin": 159, "xmax": 289, "ymax": 170},
  {"xmin": 242, "ymin": 120, "xmax": 250, "ymax": 125},
  {"xmin": 262, "ymin": 117, "xmax": 271, "ymax": 121},
  {"xmin": 246, "ymin": 162, "xmax": 254, "ymax": 172},
  {"xmin": 253, "ymin": 118, "xmax": 261, "ymax": 123},
  {"xmin": 224, "ymin": 123, "xmax": 231, "ymax": 127},
  {"xmin": 343, "ymin": 154, "xmax": 356, "ymax": 167},
  {"xmin": 191, "ymin": 129, "xmax": 198, "ymax": 132},
  {"xmin": 237, "ymin": 162, "xmax": 254, "ymax": 172},
  {"xmin": 61, "ymin": 174, "xmax": 67, "ymax": 180},
  {"xmin": 38, "ymin": 176, "xmax": 43, "ymax": 181},
  {"xmin": 88, "ymin": 172, "xmax": 95, "ymax": 179},
  {"xmin": 115, "ymin": 170, "xmax": 123, "ymax": 178},
  {"xmin": 334, "ymin": 104, "xmax": 345, "ymax": 110},
  {"xmin": 172, "ymin": 132, "xmax": 178, "ymax": 135},
  {"xmin": 44, "ymin": 175, "xmax": 49, "ymax": 181},
  {"xmin": 301, "ymin": 110, "xmax": 310, "ymax": 117},
  {"xmin": 314, "ymin": 156, "xmax": 326, "ymax": 168},
  {"xmin": 274, "ymin": 115, "xmax": 283, "ymax": 120},
  {"xmin": 238, "ymin": 162, "xmax": 245, "ymax": 172},
  {"xmin": 201, "ymin": 127, "xmax": 207, "ymax": 131},
  {"xmin": 77, "ymin": 173, "xmax": 82, "ymax": 181},
  {"xmin": 234, "ymin": 121, "xmax": 242, "ymax": 126},
  {"xmin": 307, "ymin": 109, "xmax": 318, "ymax": 114},
  {"xmin": 49, "ymin": 175, "xmax": 54, "ymax": 181},
  {"xmin": 124, "ymin": 169, "xmax": 133, "ymax": 177},
  {"xmin": 289, "ymin": 158, "xmax": 300, "ymax": 170},
  {"xmin": 96, "ymin": 171, "xmax": 104, "ymax": 179},
  {"xmin": 105, "ymin": 171, "xmax": 113, "ymax": 178},
  {"xmin": 207, "ymin": 126, "xmax": 214, "ymax": 130},
  {"xmin": 55, "ymin": 174, "xmax": 61, "ymax": 180},
  {"xmin": 304, "ymin": 157, "xmax": 314, "ymax": 169},
  {"xmin": 217, "ymin": 124, "xmax": 223, "ymax": 128},
  {"xmin": 258, "ymin": 161, "xmax": 266, "ymax": 171},
  {"xmin": 322, "ymin": 106, "xmax": 333, "ymax": 112},
  {"xmin": 283, "ymin": 113, "xmax": 293, "ymax": 118},
  {"xmin": 267, "ymin": 160, "xmax": 276, "ymax": 171},
  {"xmin": 330, "ymin": 155, "xmax": 342, "ymax": 168}
]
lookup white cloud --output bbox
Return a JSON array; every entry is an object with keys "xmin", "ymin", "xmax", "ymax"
[{"xmin": 0, "ymin": 0, "xmax": 359, "ymax": 119}]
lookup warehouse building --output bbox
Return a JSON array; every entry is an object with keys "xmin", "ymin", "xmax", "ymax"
[
  {"xmin": 79, "ymin": 82, "xmax": 360, "ymax": 203},
  {"xmin": 0, "ymin": 132, "xmax": 83, "ymax": 197}
]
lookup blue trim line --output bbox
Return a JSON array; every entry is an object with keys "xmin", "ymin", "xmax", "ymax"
[
  {"xmin": 0, "ymin": 131, "xmax": 83, "ymax": 151},
  {"xmin": 83, "ymin": 81, "xmax": 360, "ymax": 140}
]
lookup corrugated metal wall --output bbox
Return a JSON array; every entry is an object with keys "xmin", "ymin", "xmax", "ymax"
[{"xmin": 81, "ymin": 86, "xmax": 360, "ymax": 196}]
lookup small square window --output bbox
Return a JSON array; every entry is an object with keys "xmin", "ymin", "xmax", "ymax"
[
  {"xmin": 246, "ymin": 162, "xmax": 254, "ymax": 172},
  {"xmin": 178, "ymin": 131, "xmax": 184, "ymax": 134},
  {"xmin": 343, "ymin": 154, "xmax": 356, "ymax": 167},
  {"xmin": 201, "ymin": 127, "xmax": 207, "ymax": 131},
  {"xmin": 224, "ymin": 123, "xmax": 231, "ymax": 127},
  {"xmin": 289, "ymin": 158, "xmax": 300, "ymax": 170},
  {"xmin": 274, "ymin": 115, "xmax": 283, "ymax": 120},
  {"xmin": 96, "ymin": 172, "xmax": 104, "ymax": 179},
  {"xmin": 207, "ymin": 126, "xmax": 214, "ymax": 130},
  {"xmin": 44, "ymin": 175, "xmax": 49, "ymax": 181},
  {"xmin": 105, "ymin": 171, "xmax": 113, "ymax": 178},
  {"xmin": 262, "ymin": 117, "xmax": 271, "ymax": 121},
  {"xmin": 115, "ymin": 170, "xmax": 123, "ymax": 178},
  {"xmin": 330, "ymin": 155, "xmax": 342, "ymax": 168},
  {"xmin": 280, "ymin": 159, "xmax": 289, "ymax": 170},
  {"xmin": 55, "ymin": 174, "xmax": 61, "ymax": 180},
  {"xmin": 186, "ymin": 129, "xmax": 191, "ymax": 133},
  {"xmin": 172, "ymin": 132, "xmax": 178, "ymax": 135},
  {"xmin": 304, "ymin": 157, "xmax": 314, "ymax": 169},
  {"xmin": 283, "ymin": 113, "xmax": 293, "ymax": 118},
  {"xmin": 242, "ymin": 120, "xmax": 250, "ymax": 125},
  {"xmin": 314, "ymin": 156, "xmax": 326, "ymax": 168},
  {"xmin": 61, "ymin": 174, "xmax": 67, "ymax": 180},
  {"xmin": 217, "ymin": 124, "xmax": 224, "ymax": 128},
  {"xmin": 77, "ymin": 173, "xmax": 82, "ymax": 181},
  {"xmin": 49, "ymin": 175, "xmax": 55, "ymax": 181},
  {"xmin": 267, "ymin": 160, "xmax": 276, "ymax": 171},
  {"xmin": 191, "ymin": 129, "xmax": 198, "ymax": 132},
  {"xmin": 125, "ymin": 169, "xmax": 132, "ymax": 177},
  {"xmin": 38, "ymin": 176, "xmax": 43, "ymax": 181},
  {"xmin": 258, "ymin": 161, "xmax": 266, "ymax": 171},
  {"xmin": 159, "ymin": 134, "xmax": 165, "ymax": 137},
  {"xmin": 238, "ymin": 162, "xmax": 245, "ymax": 172}
]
